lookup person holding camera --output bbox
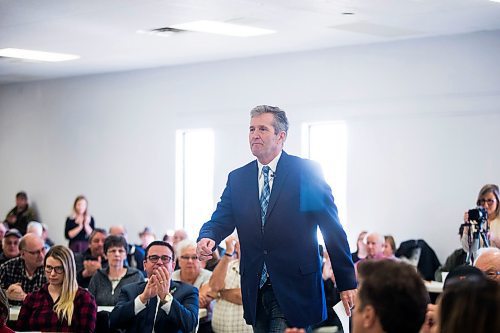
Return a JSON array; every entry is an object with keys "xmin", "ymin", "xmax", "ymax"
[{"xmin": 461, "ymin": 184, "xmax": 500, "ymax": 264}]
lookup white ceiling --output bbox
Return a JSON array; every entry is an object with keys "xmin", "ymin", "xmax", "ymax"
[{"xmin": 1, "ymin": 0, "xmax": 500, "ymax": 85}]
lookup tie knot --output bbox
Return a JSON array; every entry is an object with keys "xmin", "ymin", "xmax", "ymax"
[{"xmin": 262, "ymin": 166, "xmax": 270, "ymax": 176}]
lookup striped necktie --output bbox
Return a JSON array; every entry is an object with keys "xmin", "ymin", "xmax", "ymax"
[{"xmin": 259, "ymin": 165, "xmax": 271, "ymax": 288}]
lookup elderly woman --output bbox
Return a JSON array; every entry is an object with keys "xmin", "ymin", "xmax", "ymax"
[
  {"xmin": 88, "ymin": 235, "xmax": 143, "ymax": 306},
  {"xmin": 172, "ymin": 239, "xmax": 213, "ymax": 333},
  {"xmin": 17, "ymin": 245, "xmax": 97, "ymax": 332}
]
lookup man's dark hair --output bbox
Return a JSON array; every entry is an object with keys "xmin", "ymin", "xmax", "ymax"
[
  {"xmin": 104, "ymin": 235, "xmax": 128, "ymax": 254},
  {"xmin": 250, "ymin": 105, "xmax": 289, "ymax": 135},
  {"xmin": 88, "ymin": 228, "xmax": 107, "ymax": 243},
  {"xmin": 357, "ymin": 260, "xmax": 429, "ymax": 333},
  {"xmin": 145, "ymin": 240, "xmax": 175, "ymax": 261},
  {"xmin": 16, "ymin": 191, "xmax": 27, "ymax": 200}
]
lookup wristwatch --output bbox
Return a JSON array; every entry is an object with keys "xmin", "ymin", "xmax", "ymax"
[{"xmin": 160, "ymin": 293, "xmax": 173, "ymax": 304}]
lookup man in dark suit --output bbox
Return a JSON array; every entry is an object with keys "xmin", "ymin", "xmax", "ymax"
[
  {"xmin": 110, "ymin": 241, "xmax": 198, "ymax": 333},
  {"xmin": 197, "ymin": 105, "xmax": 357, "ymax": 332}
]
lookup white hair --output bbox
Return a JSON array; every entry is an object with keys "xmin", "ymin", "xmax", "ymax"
[
  {"xmin": 27, "ymin": 221, "xmax": 43, "ymax": 237},
  {"xmin": 175, "ymin": 239, "xmax": 196, "ymax": 259}
]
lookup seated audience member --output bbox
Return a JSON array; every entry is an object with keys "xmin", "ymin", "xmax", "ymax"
[
  {"xmin": 173, "ymin": 239, "xmax": 214, "ymax": 333},
  {"xmin": 74, "ymin": 228, "xmax": 108, "ymax": 288},
  {"xmin": 423, "ymin": 276, "xmax": 500, "ymax": 333},
  {"xmin": 65, "ymin": 195, "xmax": 95, "ymax": 253},
  {"xmin": 474, "ymin": 247, "xmax": 500, "ymax": 282},
  {"xmin": 4, "ymin": 191, "xmax": 38, "ymax": 235},
  {"xmin": 383, "ymin": 235, "xmax": 397, "ymax": 259},
  {"xmin": 16, "ymin": 245, "xmax": 97, "ymax": 332},
  {"xmin": 109, "ymin": 225, "xmax": 145, "ymax": 275},
  {"xmin": 0, "ymin": 289, "xmax": 14, "ymax": 333},
  {"xmin": 364, "ymin": 232, "xmax": 385, "ymax": 260},
  {"xmin": 0, "ymin": 224, "xmax": 6, "ymax": 254},
  {"xmin": 173, "ymin": 229, "xmax": 188, "ymax": 247},
  {"xmin": 352, "ymin": 231, "xmax": 368, "ymax": 263},
  {"xmin": 0, "ymin": 229, "xmax": 21, "ymax": 265},
  {"xmin": 41, "ymin": 223, "xmax": 55, "ymax": 247},
  {"xmin": 0, "ymin": 233, "xmax": 46, "ymax": 305},
  {"xmin": 88, "ymin": 235, "xmax": 144, "ymax": 306},
  {"xmin": 353, "ymin": 260, "xmax": 429, "ymax": 333},
  {"xmin": 26, "ymin": 221, "xmax": 43, "ymax": 236},
  {"xmin": 208, "ymin": 236, "xmax": 252, "ymax": 333},
  {"xmin": 313, "ymin": 249, "xmax": 342, "ymax": 331},
  {"xmin": 138, "ymin": 227, "xmax": 156, "ymax": 251},
  {"xmin": 109, "ymin": 241, "xmax": 198, "ymax": 333}
]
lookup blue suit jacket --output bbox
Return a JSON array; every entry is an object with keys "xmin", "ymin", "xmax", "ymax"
[
  {"xmin": 198, "ymin": 151, "xmax": 356, "ymax": 327},
  {"xmin": 109, "ymin": 280, "xmax": 199, "ymax": 333}
]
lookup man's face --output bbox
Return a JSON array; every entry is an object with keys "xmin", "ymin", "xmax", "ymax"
[
  {"xmin": 475, "ymin": 253, "xmax": 500, "ymax": 282},
  {"xmin": 16, "ymin": 197, "xmax": 28, "ymax": 210},
  {"xmin": 89, "ymin": 232, "xmax": 106, "ymax": 257},
  {"xmin": 143, "ymin": 245, "xmax": 175, "ymax": 278},
  {"xmin": 366, "ymin": 235, "xmax": 384, "ymax": 259},
  {"xmin": 3, "ymin": 235, "xmax": 20, "ymax": 258},
  {"xmin": 179, "ymin": 246, "xmax": 201, "ymax": 275},
  {"xmin": 21, "ymin": 236, "xmax": 46, "ymax": 268},
  {"xmin": 249, "ymin": 113, "xmax": 286, "ymax": 164}
]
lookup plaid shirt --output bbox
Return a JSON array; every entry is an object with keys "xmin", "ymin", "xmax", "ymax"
[
  {"xmin": 0, "ymin": 256, "xmax": 46, "ymax": 305},
  {"xmin": 16, "ymin": 284, "xmax": 97, "ymax": 333}
]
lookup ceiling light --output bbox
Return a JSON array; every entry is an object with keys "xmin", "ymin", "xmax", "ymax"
[
  {"xmin": 170, "ymin": 20, "xmax": 275, "ymax": 37},
  {"xmin": 0, "ymin": 48, "xmax": 79, "ymax": 62}
]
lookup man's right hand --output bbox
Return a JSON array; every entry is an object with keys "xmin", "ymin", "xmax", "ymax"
[
  {"xmin": 196, "ymin": 238, "xmax": 215, "ymax": 261},
  {"xmin": 82, "ymin": 256, "xmax": 102, "ymax": 277}
]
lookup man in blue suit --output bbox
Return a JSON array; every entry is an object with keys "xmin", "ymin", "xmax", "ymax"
[
  {"xmin": 110, "ymin": 241, "xmax": 198, "ymax": 333},
  {"xmin": 197, "ymin": 105, "xmax": 357, "ymax": 332}
]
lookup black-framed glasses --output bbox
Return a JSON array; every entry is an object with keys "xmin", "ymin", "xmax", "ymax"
[
  {"xmin": 147, "ymin": 255, "xmax": 172, "ymax": 264},
  {"xmin": 45, "ymin": 265, "xmax": 64, "ymax": 274},
  {"xmin": 180, "ymin": 255, "xmax": 199, "ymax": 261}
]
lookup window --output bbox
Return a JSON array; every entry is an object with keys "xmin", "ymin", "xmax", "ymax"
[
  {"xmin": 302, "ymin": 121, "xmax": 348, "ymax": 244},
  {"xmin": 175, "ymin": 129, "xmax": 215, "ymax": 239}
]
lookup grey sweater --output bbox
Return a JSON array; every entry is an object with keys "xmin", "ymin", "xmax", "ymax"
[{"xmin": 88, "ymin": 267, "xmax": 144, "ymax": 306}]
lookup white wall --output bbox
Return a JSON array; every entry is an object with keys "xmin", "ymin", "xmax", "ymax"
[{"xmin": 1, "ymin": 30, "xmax": 499, "ymax": 262}]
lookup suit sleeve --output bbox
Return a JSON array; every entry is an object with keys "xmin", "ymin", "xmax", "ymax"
[
  {"xmin": 304, "ymin": 162, "xmax": 357, "ymax": 291},
  {"xmin": 157, "ymin": 287, "xmax": 199, "ymax": 333},
  {"xmin": 197, "ymin": 174, "xmax": 238, "ymax": 246}
]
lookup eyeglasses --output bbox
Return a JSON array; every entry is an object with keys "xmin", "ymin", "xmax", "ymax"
[
  {"xmin": 25, "ymin": 248, "xmax": 46, "ymax": 256},
  {"xmin": 45, "ymin": 265, "xmax": 64, "ymax": 274},
  {"xmin": 478, "ymin": 198, "xmax": 496, "ymax": 205},
  {"xmin": 180, "ymin": 255, "xmax": 199, "ymax": 261},
  {"xmin": 147, "ymin": 255, "xmax": 172, "ymax": 263},
  {"xmin": 485, "ymin": 271, "xmax": 500, "ymax": 278}
]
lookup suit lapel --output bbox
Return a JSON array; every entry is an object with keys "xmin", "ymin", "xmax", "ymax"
[{"xmin": 265, "ymin": 151, "xmax": 289, "ymax": 222}]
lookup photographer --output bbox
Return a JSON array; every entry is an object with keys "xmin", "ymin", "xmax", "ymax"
[{"xmin": 461, "ymin": 184, "xmax": 500, "ymax": 264}]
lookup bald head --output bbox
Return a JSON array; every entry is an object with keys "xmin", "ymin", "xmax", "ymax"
[
  {"xmin": 475, "ymin": 248, "xmax": 500, "ymax": 282},
  {"xmin": 109, "ymin": 225, "xmax": 127, "ymax": 239}
]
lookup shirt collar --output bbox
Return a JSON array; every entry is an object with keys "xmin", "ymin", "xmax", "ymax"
[{"xmin": 258, "ymin": 151, "xmax": 282, "ymax": 177}]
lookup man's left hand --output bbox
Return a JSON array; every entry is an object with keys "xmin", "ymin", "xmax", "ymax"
[{"xmin": 340, "ymin": 289, "xmax": 357, "ymax": 317}]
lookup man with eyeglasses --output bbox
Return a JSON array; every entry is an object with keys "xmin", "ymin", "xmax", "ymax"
[
  {"xmin": 474, "ymin": 247, "xmax": 500, "ymax": 282},
  {"xmin": 0, "ymin": 233, "xmax": 46, "ymax": 305},
  {"xmin": 110, "ymin": 240, "xmax": 198, "ymax": 333}
]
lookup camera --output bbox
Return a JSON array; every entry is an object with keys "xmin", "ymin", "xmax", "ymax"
[{"xmin": 468, "ymin": 207, "xmax": 488, "ymax": 223}]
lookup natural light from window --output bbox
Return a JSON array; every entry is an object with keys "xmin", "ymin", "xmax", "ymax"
[
  {"xmin": 175, "ymin": 129, "xmax": 215, "ymax": 239},
  {"xmin": 302, "ymin": 121, "xmax": 348, "ymax": 245}
]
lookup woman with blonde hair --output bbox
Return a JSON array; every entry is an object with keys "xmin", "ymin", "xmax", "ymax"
[
  {"xmin": 17, "ymin": 245, "xmax": 97, "ymax": 332},
  {"xmin": 65, "ymin": 195, "xmax": 95, "ymax": 253}
]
